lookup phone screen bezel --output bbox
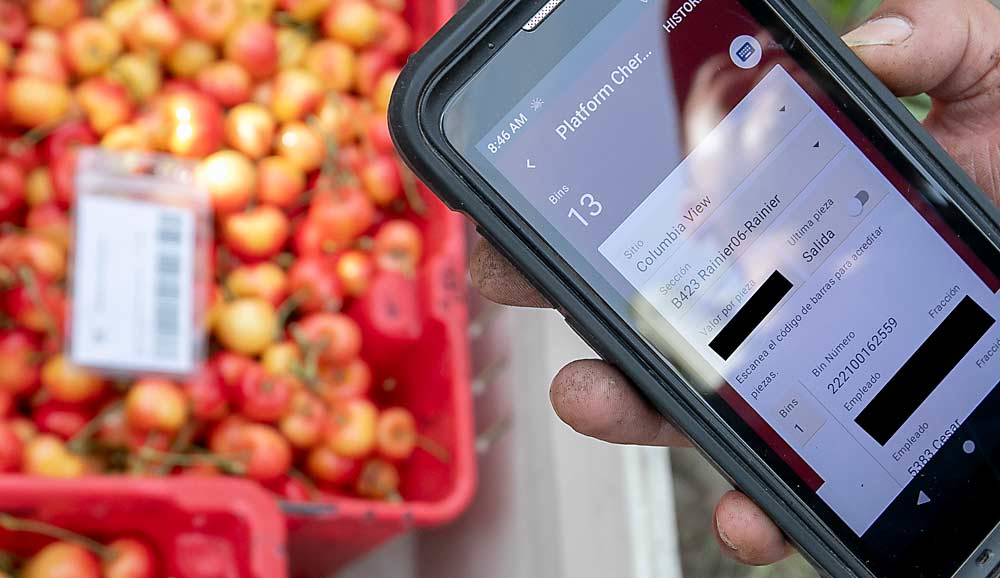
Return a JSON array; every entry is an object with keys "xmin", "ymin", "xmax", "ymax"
[{"xmin": 398, "ymin": 0, "xmax": 1000, "ymax": 576}]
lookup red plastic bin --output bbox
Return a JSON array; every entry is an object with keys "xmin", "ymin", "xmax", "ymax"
[
  {"xmin": 280, "ymin": 2, "xmax": 476, "ymax": 576},
  {"xmin": 0, "ymin": 3, "xmax": 471, "ymax": 576},
  {"xmin": 0, "ymin": 477, "xmax": 287, "ymax": 578}
]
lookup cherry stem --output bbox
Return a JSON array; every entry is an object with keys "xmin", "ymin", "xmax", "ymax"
[
  {"xmin": 0, "ymin": 270, "xmax": 15, "ymax": 293},
  {"xmin": 0, "ymin": 550, "xmax": 20, "ymax": 574},
  {"xmin": 397, "ymin": 160, "xmax": 427, "ymax": 217},
  {"xmin": 154, "ymin": 421, "xmax": 197, "ymax": 476},
  {"xmin": 0, "ymin": 223, "xmax": 27, "ymax": 236},
  {"xmin": 17, "ymin": 114, "xmax": 83, "ymax": 148},
  {"xmin": 67, "ymin": 401, "xmax": 123, "ymax": 455},
  {"xmin": 317, "ymin": 124, "xmax": 341, "ymax": 184},
  {"xmin": 275, "ymin": 293, "xmax": 303, "ymax": 338},
  {"xmin": 353, "ymin": 106, "xmax": 375, "ymax": 160},
  {"xmin": 417, "ymin": 435, "xmax": 451, "ymax": 464},
  {"xmin": 290, "ymin": 360, "xmax": 320, "ymax": 394},
  {"xmin": 0, "ymin": 514, "xmax": 112, "ymax": 560},
  {"xmin": 286, "ymin": 467, "xmax": 319, "ymax": 500},
  {"xmin": 17, "ymin": 267, "xmax": 59, "ymax": 345},
  {"xmin": 219, "ymin": 282, "xmax": 238, "ymax": 303},
  {"xmin": 273, "ymin": 11, "xmax": 317, "ymax": 35},
  {"xmin": 137, "ymin": 447, "xmax": 247, "ymax": 476},
  {"xmin": 275, "ymin": 252, "xmax": 295, "ymax": 269},
  {"xmin": 381, "ymin": 378, "xmax": 398, "ymax": 392}
]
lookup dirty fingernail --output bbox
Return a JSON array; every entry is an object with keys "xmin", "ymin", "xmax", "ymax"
[
  {"xmin": 842, "ymin": 16, "xmax": 913, "ymax": 48},
  {"xmin": 717, "ymin": 516, "xmax": 739, "ymax": 551}
]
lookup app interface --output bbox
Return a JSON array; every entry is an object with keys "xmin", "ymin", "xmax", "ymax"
[{"xmin": 445, "ymin": 0, "xmax": 1000, "ymax": 569}]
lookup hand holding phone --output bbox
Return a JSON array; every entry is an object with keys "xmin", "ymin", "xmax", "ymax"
[
  {"xmin": 392, "ymin": 0, "xmax": 1000, "ymax": 575},
  {"xmin": 471, "ymin": 0, "xmax": 1000, "ymax": 567}
]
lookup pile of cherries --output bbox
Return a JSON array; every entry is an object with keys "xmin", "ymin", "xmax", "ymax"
[{"xmin": 0, "ymin": 0, "xmax": 438, "ymax": 503}]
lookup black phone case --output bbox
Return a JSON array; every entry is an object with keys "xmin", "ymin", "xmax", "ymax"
[{"xmin": 389, "ymin": 2, "xmax": 1000, "ymax": 577}]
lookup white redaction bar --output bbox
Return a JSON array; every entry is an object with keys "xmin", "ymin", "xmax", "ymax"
[{"xmin": 599, "ymin": 65, "xmax": 812, "ymax": 288}]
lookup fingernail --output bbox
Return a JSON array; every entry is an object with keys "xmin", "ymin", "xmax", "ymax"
[
  {"xmin": 842, "ymin": 16, "xmax": 913, "ymax": 48},
  {"xmin": 716, "ymin": 516, "xmax": 739, "ymax": 551}
]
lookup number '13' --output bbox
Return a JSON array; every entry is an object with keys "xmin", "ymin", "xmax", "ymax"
[{"xmin": 568, "ymin": 194, "xmax": 603, "ymax": 227}]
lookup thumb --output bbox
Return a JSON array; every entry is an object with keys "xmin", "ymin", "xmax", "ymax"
[{"xmin": 842, "ymin": 0, "xmax": 1000, "ymax": 101}]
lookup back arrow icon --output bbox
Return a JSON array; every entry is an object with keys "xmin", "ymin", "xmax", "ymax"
[{"xmin": 526, "ymin": 159, "xmax": 536, "ymax": 169}]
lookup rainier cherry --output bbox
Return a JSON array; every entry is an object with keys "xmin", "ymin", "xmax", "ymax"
[
  {"xmin": 261, "ymin": 341, "xmax": 302, "ymax": 378},
  {"xmin": 22, "ymin": 434, "xmax": 86, "ymax": 478},
  {"xmin": 0, "ymin": 329, "xmax": 41, "ymax": 396},
  {"xmin": 287, "ymin": 256, "xmax": 343, "ymax": 313},
  {"xmin": 325, "ymin": 397, "xmax": 377, "ymax": 459},
  {"xmin": 195, "ymin": 60, "xmax": 253, "ymax": 108},
  {"xmin": 103, "ymin": 538, "xmax": 158, "ymax": 578},
  {"xmin": 125, "ymin": 5, "xmax": 183, "ymax": 55},
  {"xmin": 374, "ymin": 219, "xmax": 423, "ymax": 274},
  {"xmin": 270, "ymin": 68, "xmax": 323, "ymax": 123},
  {"xmin": 27, "ymin": 0, "xmax": 83, "ymax": 30},
  {"xmin": 195, "ymin": 149, "xmax": 256, "ymax": 215},
  {"xmin": 257, "ymin": 155, "xmax": 305, "ymax": 209},
  {"xmin": 318, "ymin": 358, "xmax": 372, "ymax": 402},
  {"xmin": 224, "ymin": 103, "xmax": 276, "ymax": 160},
  {"xmin": 293, "ymin": 312, "xmax": 362, "ymax": 365},
  {"xmin": 179, "ymin": 0, "xmax": 239, "ymax": 44},
  {"xmin": 308, "ymin": 186, "xmax": 376, "ymax": 250},
  {"xmin": 183, "ymin": 366, "xmax": 229, "ymax": 421},
  {"xmin": 214, "ymin": 298, "xmax": 279, "ymax": 356},
  {"xmin": 235, "ymin": 363, "xmax": 294, "ymax": 423},
  {"xmin": 63, "ymin": 18, "xmax": 122, "ymax": 77},
  {"xmin": 225, "ymin": 262, "xmax": 289, "ymax": 307},
  {"xmin": 355, "ymin": 458, "xmax": 400, "ymax": 500},
  {"xmin": 40, "ymin": 354, "xmax": 105, "ymax": 404},
  {"xmin": 335, "ymin": 250, "xmax": 375, "ymax": 297},
  {"xmin": 359, "ymin": 154, "xmax": 403, "ymax": 206},
  {"xmin": 275, "ymin": 121, "xmax": 325, "ymax": 173},
  {"xmin": 21, "ymin": 542, "xmax": 100, "ymax": 578},
  {"xmin": 305, "ymin": 40, "xmax": 356, "ymax": 93},
  {"xmin": 166, "ymin": 39, "xmax": 216, "ymax": 78},
  {"xmin": 125, "ymin": 379, "xmax": 189, "ymax": 434},
  {"xmin": 227, "ymin": 423, "xmax": 292, "ymax": 481},
  {"xmin": 223, "ymin": 205, "xmax": 291, "ymax": 261},
  {"xmin": 376, "ymin": 407, "xmax": 417, "ymax": 461},
  {"xmin": 279, "ymin": 390, "xmax": 328, "ymax": 449},
  {"xmin": 6, "ymin": 77, "xmax": 72, "ymax": 128},
  {"xmin": 158, "ymin": 90, "xmax": 224, "ymax": 158},
  {"xmin": 306, "ymin": 445, "xmax": 360, "ymax": 486},
  {"xmin": 224, "ymin": 21, "xmax": 278, "ymax": 80},
  {"xmin": 322, "ymin": 1, "xmax": 380, "ymax": 49}
]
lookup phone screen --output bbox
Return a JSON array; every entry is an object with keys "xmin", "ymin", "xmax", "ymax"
[{"xmin": 442, "ymin": 0, "xmax": 1000, "ymax": 575}]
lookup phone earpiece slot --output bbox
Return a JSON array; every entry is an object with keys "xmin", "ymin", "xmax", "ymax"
[{"xmin": 523, "ymin": 0, "xmax": 564, "ymax": 31}]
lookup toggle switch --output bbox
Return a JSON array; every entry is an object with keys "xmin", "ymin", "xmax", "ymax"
[{"xmin": 848, "ymin": 190, "xmax": 870, "ymax": 217}]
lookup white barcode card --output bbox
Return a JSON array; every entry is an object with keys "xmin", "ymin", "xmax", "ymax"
[{"xmin": 71, "ymin": 194, "xmax": 197, "ymax": 375}]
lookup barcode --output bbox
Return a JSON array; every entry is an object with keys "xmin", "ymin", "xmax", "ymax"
[{"xmin": 154, "ymin": 213, "xmax": 183, "ymax": 360}]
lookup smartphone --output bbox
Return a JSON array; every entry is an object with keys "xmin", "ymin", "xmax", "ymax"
[{"xmin": 389, "ymin": 1, "xmax": 1000, "ymax": 576}]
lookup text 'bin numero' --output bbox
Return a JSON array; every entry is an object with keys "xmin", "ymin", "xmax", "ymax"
[
  {"xmin": 709, "ymin": 271, "xmax": 793, "ymax": 360},
  {"xmin": 856, "ymin": 296, "xmax": 995, "ymax": 445}
]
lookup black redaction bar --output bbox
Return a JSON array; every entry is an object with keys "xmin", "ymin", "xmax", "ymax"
[
  {"xmin": 856, "ymin": 296, "xmax": 995, "ymax": 445},
  {"xmin": 710, "ymin": 271, "xmax": 793, "ymax": 360}
]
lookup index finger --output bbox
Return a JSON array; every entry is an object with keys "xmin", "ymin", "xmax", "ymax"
[{"xmin": 470, "ymin": 238, "xmax": 551, "ymax": 308}]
